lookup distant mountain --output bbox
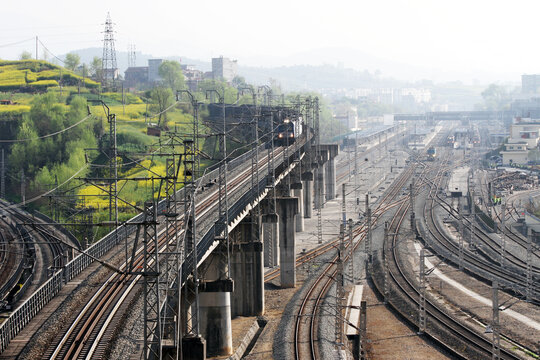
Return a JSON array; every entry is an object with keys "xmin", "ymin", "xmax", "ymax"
[
  {"xmin": 239, "ymin": 46, "xmax": 518, "ymax": 85},
  {"xmin": 238, "ymin": 64, "xmax": 406, "ymax": 91},
  {"xmin": 63, "ymin": 47, "xmax": 499, "ymax": 98}
]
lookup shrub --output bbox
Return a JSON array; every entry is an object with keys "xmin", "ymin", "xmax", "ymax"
[
  {"xmin": 28, "ymin": 80, "xmax": 59, "ymax": 90},
  {"xmin": 0, "ymin": 81, "xmax": 27, "ymax": 91},
  {"xmin": 0, "ymin": 105, "xmax": 31, "ymax": 114},
  {"xmin": 102, "ymin": 92, "xmax": 143, "ymax": 104}
]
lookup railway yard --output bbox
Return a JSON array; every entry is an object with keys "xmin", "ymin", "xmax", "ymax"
[{"xmin": 0, "ymin": 121, "xmax": 539, "ymax": 359}]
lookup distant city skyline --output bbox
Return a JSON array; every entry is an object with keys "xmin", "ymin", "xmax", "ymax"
[{"xmin": 0, "ymin": 0, "xmax": 537, "ymax": 84}]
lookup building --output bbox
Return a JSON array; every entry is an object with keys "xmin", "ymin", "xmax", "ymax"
[
  {"xmin": 500, "ymin": 140, "xmax": 529, "ymax": 165},
  {"xmin": 124, "ymin": 66, "xmax": 149, "ymax": 88},
  {"xmin": 148, "ymin": 59, "xmax": 163, "ymax": 83},
  {"xmin": 212, "ymin": 56, "xmax": 237, "ymax": 82},
  {"xmin": 123, "ymin": 59, "xmax": 169, "ymax": 88},
  {"xmin": 522, "ymin": 74, "xmax": 540, "ymax": 94},
  {"xmin": 182, "ymin": 64, "xmax": 204, "ymax": 92},
  {"xmin": 500, "ymin": 117, "xmax": 540, "ymax": 165},
  {"xmin": 333, "ymin": 106, "xmax": 358, "ymax": 130}
]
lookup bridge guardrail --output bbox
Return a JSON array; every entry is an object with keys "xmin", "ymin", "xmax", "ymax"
[{"xmin": 0, "ymin": 135, "xmax": 309, "ymax": 353}]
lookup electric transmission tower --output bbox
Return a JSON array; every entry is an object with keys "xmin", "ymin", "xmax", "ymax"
[
  {"xmin": 101, "ymin": 12, "xmax": 118, "ymax": 87},
  {"xmin": 128, "ymin": 43, "xmax": 136, "ymax": 67}
]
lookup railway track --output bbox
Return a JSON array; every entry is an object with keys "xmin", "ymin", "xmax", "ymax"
[
  {"xmin": 38, "ymin": 138, "xmax": 303, "ymax": 359},
  {"xmin": 0, "ymin": 201, "xmax": 67, "ymax": 311},
  {"xmin": 293, "ymin": 160, "xmax": 418, "ymax": 360},
  {"xmin": 373, "ymin": 152, "xmax": 524, "ymax": 360},
  {"xmin": 423, "ymin": 172, "xmax": 540, "ymax": 301},
  {"xmin": 291, "ymin": 128, "xmax": 450, "ymax": 359}
]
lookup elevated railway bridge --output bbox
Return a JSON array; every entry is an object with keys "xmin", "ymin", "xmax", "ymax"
[{"xmin": 0, "ymin": 100, "xmax": 346, "ymax": 359}]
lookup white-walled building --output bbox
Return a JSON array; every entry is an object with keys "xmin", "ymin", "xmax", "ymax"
[{"xmin": 500, "ymin": 118, "xmax": 540, "ymax": 165}]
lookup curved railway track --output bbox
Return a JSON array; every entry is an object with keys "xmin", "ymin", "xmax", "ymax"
[
  {"xmin": 0, "ymin": 202, "xmax": 66, "ymax": 311},
  {"xmin": 40, "ymin": 141, "xmax": 296, "ymax": 359},
  {"xmin": 373, "ymin": 152, "xmax": 524, "ymax": 360},
  {"xmin": 293, "ymin": 162, "xmax": 418, "ymax": 360},
  {"xmin": 424, "ymin": 174, "xmax": 540, "ymax": 301},
  {"xmin": 291, "ymin": 128, "xmax": 450, "ymax": 359}
]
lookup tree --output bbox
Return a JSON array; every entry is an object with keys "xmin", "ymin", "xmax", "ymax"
[
  {"xmin": 158, "ymin": 60, "xmax": 185, "ymax": 92},
  {"xmin": 90, "ymin": 56, "xmax": 103, "ymax": 80},
  {"xmin": 481, "ymin": 84, "xmax": 509, "ymax": 111},
  {"xmin": 232, "ymin": 76, "xmax": 247, "ymax": 88},
  {"xmin": 65, "ymin": 53, "xmax": 80, "ymax": 71},
  {"xmin": 150, "ymin": 86, "xmax": 174, "ymax": 127},
  {"xmin": 19, "ymin": 51, "xmax": 32, "ymax": 60}
]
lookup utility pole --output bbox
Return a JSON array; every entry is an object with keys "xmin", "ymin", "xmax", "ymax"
[
  {"xmin": 317, "ymin": 186, "xmax": 323, "ymax": 244},
  {"xmin": 365, "ymin": 195, "xmax": 372, "ymax": 266},
  {"xmin": 348, "ymin": 219, "xmax": 354, "ymax": 285},
  {"xmin": 500, "ymin": 201, "xmax": 506, "ymax": 268},
  {"xmin": 526, "ymin": 228, "xmax": 533, "ymax": 302},
  {"xmin": 470, "ymin": 189, "xmax": 476, "ymax": 250},
  {"xmin": 418, "ymin": 248, "xmax": 426, "ymax": 334},
  {"xmin": 206, "ymin": 88, "xmax": 231, "ymax": 307},
  {"xmin": 341, "ymin": 183, "xmax": 346, "ymax": 229},
  {"xmin": 335, "ymin": 223, "xmax": 345, "ymax": 351},
  {"xmin": 143, "ymin": 199, "xmax": 161, "ymax": 360},
  {"xmin": 491, "ymin": 280, "xmax": 500, "ymax": 360},
  {"xmin": 410, "ymin": 180, "xmax": 415, "ymax": 233},
  {"xmin": 1, "ymin": 148, "xmax": 5, "ymax": 199},
  {"xmin": 266, "ymin": 107, "xmax": 277, "ymax": 266},
  {"xmin": 315, "ymin": 98, "xmax": 323, "ymax": 245},
  {"xmin": 182, "ymin": 134, "xmax": 201, "ymax": 353},
  {"xmin": 348, "ymin": 144, "xmax": 351, "ymax": 181},
  {"xmin": 458, "ymin": 197, "xmax": 464, "ymax": 270},
  {"xmin": 383, "ymin": 222, "xmax": 389, "ymax": 304},
  {"xmin": 20, "ymin": 169, "xmax": 25, "ymax": 206},
  {"xmin": 35, "ymin": 36, "xmax": 38, "ymax": 60},
  {"xmin": 354, "ymin": 131, "xmax": 359, "ymax": 217},
  {"xmin": 108, "ymin": 110, "xmax": 119, "ymax": 245}
]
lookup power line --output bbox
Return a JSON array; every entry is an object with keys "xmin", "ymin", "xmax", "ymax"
[
  {"xmin": 0, "ymin": 114, "xmax": 94, "ymax": 143},
  {"xmin": 0, "ymin": 37, "xmax": 34, "ymax": 48},
  {"xmin": 38, "ymin": 38, "xmax": 65, "ymax": 64},
  {"xmin": 2, "ymin": 164, "xmax": 89, "ymax": 210},
  {"xmin": 146, "ymin": 101, "xmax": 179, "ymax": 120}
]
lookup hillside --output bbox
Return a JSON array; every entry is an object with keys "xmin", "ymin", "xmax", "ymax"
[{"xmin": 0, "ymin": 60, "xmax": 99, "ymax": 92}]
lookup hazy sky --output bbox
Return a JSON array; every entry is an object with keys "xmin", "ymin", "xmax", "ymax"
[{"xmin": 0, "ymin": 0, "xmax": 537, "ymax": 83}]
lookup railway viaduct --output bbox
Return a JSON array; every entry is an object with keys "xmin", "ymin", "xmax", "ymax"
[{"xmin": 0, "ymin": 99, "xmax": 358, "ymax": 359}]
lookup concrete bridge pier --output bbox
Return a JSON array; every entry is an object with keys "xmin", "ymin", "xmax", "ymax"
[
  {"xmin": 302, "ymin": 172, "xmax": 313, "ymax": 218},
  {"xmin": 314, "ymin": 166, "xmax": 325, "ymax": 209},
  {"xmin": 292, "ymin": 184, "xmax": 304, "ymax": 232},
  {"xmin": 230, "ymin": 215, "xmax": 264, "ymax": 316},
  {"xmin": 261, "ymin": 197, "xmax": 279, "ymax": 268},
  {"xmin": 199, "ymin": 252, "xmax": 234, "ymax": 357},
  {"xmin": 277, "ymin": 197, "xmax": 298, "ymax": 288},
  {"xmin": 321, "ymin": 144, "xmax": 339, "ymax": 201},
  {"xmin": 325, "ymin": 158, "xmax": 336, "ymax": 201},
  {"xmin": 262, "ymin": 220, "xmax": 279, "ymax": 267}
]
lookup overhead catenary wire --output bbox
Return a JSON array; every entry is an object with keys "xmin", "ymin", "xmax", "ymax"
[{"xmin": 1, "ymin": 99, "xmax": 292, "ymax": 210}]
